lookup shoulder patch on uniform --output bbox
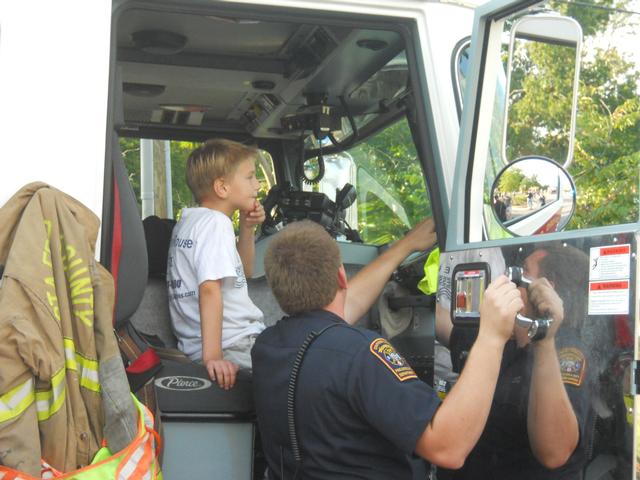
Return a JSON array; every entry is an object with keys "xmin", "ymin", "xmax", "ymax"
[
  {"xmin": 369, "ymin": 338, "xmax": 417, "ymax": 382},
  {"xmin": 559, "ymin": 347, "xmax": 586, "ymax": 387}
]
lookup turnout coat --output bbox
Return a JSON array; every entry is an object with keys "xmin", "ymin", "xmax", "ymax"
[{"xmin": 0, "ymin": 183, "xmax": 137, "ymax": 475}]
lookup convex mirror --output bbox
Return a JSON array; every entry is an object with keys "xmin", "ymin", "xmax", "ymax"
[
  {"xmin": 503, "ymin": 13, "xmax": 583, "ymax": 168},
  {"xmin": 491, "ymin": 156, "xmax": 576, "ymax": 236}
]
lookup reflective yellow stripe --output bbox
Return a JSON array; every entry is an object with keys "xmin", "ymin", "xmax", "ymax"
[
  {"xmin": 63, "ymin": 338, "xmax": 101, "ymax": 393},
  {"xmin": 1, "ymin": 338, "xmax": 101, "ymax": 424},
  {"xmin": 35, "ymin": 368, "xmax": 66, "ymax": 421},
  {"xmin": 0, "ymin": 378, "xmax": 35, "ymax": 423},
  {"xmin": 64, "ymin": 338, "xmax": 78, "ymax": 371}
]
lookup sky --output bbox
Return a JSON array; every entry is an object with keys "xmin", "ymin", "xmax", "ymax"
[
  {"xmin": 514, "ymin": 158, "xmax": 571, "ymax": 188},
  {"xmin": 585, "ymin": 0, "xmax": 639, "ymax": 85}
]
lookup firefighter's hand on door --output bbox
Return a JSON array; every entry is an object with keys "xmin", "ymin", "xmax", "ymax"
[
  {"xmin": 478, "ymin": 275, "xmax": 523, "ymax": 345},
  {"xmin": 401, "ymin": 217, "xmax": 437, "ymax": 254}
]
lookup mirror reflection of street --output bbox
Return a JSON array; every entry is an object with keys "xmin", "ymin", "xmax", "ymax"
[{"xmin": 491, "ymin": 157, "xmax": 576, "ymax": 236}]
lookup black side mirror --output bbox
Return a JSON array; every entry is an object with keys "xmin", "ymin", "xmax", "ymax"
[{"xmin": 335, "ymin": 183, "xmax": 356, "ymax": 210}]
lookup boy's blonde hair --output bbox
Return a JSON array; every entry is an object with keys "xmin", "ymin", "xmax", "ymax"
[
  {"xmin": 264, "ymin": 221, "xmax": 342, "ymax": 315},
  {"xmin": 186, "ymin": 138, "xmax": 258, "ymax": 202}
]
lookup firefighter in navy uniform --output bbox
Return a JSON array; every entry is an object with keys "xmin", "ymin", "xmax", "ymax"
[
  {"xmin": 253, "ymin": 310, "xmax": 440, "ymax": 479},
  {"xmin": 252, "ymin": 220, "xmax": 524, "ymax": 480},
  {"xmin": 448, "ymin": 244, "xmax": 598, "ymax": 480}
]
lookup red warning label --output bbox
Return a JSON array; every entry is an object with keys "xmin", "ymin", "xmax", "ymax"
[
  {"xmin": 588, "ymin": 279, "xmax": 629, "ymax": 315},
  {"xmin": 590, "ymin": 281, "xmax": 629, "ymax": 291},
  {"xmin": 600, "ymin": 245, "xmax": 630, "ymax": 256}
]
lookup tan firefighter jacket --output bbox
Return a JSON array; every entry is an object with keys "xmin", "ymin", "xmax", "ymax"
[{"xmin": 0, "ymin": 183, "xmax": 137, "ymax": 476}]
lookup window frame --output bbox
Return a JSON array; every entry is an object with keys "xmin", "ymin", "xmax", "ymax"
[{"xmin": 448, "ymin": 0, "xmax": 640, "ymax": 252}]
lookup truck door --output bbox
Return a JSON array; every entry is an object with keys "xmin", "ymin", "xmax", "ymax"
[{"xmin": 448, "ymin": 0, "xmax": 639, "ymax": 478}]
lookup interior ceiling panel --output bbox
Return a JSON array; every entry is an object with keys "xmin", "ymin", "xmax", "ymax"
[
  {"xmin": 306, "ymin": 30, "xmax": 404, "ymax": 99},
  {"xmin": 120, "ymin": 62, "xmax": 284, "ymax": 93},
  {"xmin": 121, "ymin": 61, "xmax": 283, "ymax": 121},
  {"xmin": 117, "ymin": 10, "xmax": 298, "ymax": 56},
  {"xmin": 114, "ymin": 5, "xmax": 404, "ymax": 139}
]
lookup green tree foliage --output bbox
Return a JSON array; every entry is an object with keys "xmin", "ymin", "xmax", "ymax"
[
  {"xmin": 571, "ymin": 47, "xmax": 640, "ymax": 228},
  {"xmin": 119, "ymin": 138, "xmax": 198, "ymax": 217},
  {"xmin": 499, "ymin": 167, "xmax": 526, "ymax": 192},
  {"xmin": 522, "ymin": 174, "xmax": 542, "ymax": 192},
  {"xmin": 504, "ymin": 0, "xmax": 639, "ymax": 229},
  {"xmin": 506, "ymin": 41, "xmax": 577, "ymax": 163},
  {"xmin": 119, "ymin": 137, "xmax": 141, "ymax": 202}
]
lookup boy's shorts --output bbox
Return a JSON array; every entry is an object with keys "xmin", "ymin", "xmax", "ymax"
[{"xmin": 223, "ymin": 334, "xmax": 258, "ymax": 370}]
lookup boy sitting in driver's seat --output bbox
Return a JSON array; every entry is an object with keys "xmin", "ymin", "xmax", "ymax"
[{"xmin": 166, "ymin": 139, "xmax": 266, "ymax": 389}]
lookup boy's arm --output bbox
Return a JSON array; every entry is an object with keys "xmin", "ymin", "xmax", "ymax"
[
  {"xmin": 237, "ymin": 225, "xmax": 256, "ymax": 278},
  {"xmin": 200, "ymin": 280, "xmax": 239, "ymax": 389},
  {"xmin": 344, "ymin": 218, "xmax": 437, "ymax": 325},
  {"xmin": 237, "ymin": 202, "xmax": 265, "ymax": 278}
]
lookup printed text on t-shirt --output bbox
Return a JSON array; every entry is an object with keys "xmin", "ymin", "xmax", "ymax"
[{"xmin": 174, "ymin": 237, "xmax": 194, "ymax": 249}]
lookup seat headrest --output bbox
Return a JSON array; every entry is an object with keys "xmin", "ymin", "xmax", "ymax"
[
  {"xmin": 143, "ymin": 215, "xmax": 176, "ymax": 278},
  {"xmin": 111, "ymin": 136, "xmax": 149, "ymax": 329}
]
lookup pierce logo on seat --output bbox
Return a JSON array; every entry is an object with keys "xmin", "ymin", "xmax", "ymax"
[{"xmin": 155, "ymin": 376, "xmax": 212, "ymax": 391}]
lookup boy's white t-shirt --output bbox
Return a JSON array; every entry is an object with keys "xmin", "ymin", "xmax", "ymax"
[{"xmin": 167, "ymin": 207, "xmax": 265, "ymax": 361}]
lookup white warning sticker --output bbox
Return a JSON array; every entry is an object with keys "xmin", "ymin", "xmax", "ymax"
[
  {"xmin": 589, "ymin": 244, "xmax": 631, "ymax": 281},
  {"xmin": 588, "ymin": 280, "xmax": 630, "ymax": 315},
  {"xmin": 588, "ymin": 244, "xmax": 631, "ymax": 316}
]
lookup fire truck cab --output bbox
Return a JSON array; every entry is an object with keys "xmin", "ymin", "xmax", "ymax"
[{"xmin": 0, "ymin": 0, "xmax": 638, "ymax": 478}]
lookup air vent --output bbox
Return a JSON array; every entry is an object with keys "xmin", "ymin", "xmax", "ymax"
[
  {"xmin": 123, "ymin": 83, "xmax": 166, "ymax": 98},
  {"xmin": 356, "ymin": 39, "xmax": 388, "ymax": 51},
  {"xmin": 131, "ymin": 30, "xmax": 187, "ymax": 55},
  {"xmin": 252, "ymin": 80, "xmax": 276, "ymax": 91}
]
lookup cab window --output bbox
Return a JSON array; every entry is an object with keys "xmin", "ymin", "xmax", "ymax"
[
  {"xmin": 119, "ymin": 138, "xmax": 275, "ymax": 221},
  {"xmin": 304, "ymin": 116, "xmax": 431, "ymax": 245}
]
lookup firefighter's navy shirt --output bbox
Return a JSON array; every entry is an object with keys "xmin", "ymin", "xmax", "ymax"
[
  {"xmin": 251, "ymin": 309, "xmax": 440, "ymax": 480},
  {"xmin": 450, "ymin": 330, "xmax": 594, "ymax": 480}
]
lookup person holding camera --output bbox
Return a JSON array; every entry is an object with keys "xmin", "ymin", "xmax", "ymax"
[
  {"xmin": 445, "ymin": 244, "xmax": 596, "ymax": 479},
  {"xmin": 251, "ymin": 219, "xmax": 523, "ymax": 479}
]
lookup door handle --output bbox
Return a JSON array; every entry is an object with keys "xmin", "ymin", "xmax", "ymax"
[{"xmin": 508, "ymin": 266, "xmax": 553, "ymax": 341}]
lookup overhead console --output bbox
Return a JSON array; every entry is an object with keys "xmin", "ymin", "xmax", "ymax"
[
  {"xmin": 281, "ymin": 26, "xmax": 340, "ymax": 82},
  {"xmin": 244, "ymin": 25, "xmax": 405, "ymax": 140},
  {"xmin": 115, "ymin": 7, "xmax": 407, "ymax": 142}
]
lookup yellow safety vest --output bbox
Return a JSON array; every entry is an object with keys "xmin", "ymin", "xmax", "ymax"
[{"xmin": 0, "ymin": 395, "xmax": 162, "ymax": 480}]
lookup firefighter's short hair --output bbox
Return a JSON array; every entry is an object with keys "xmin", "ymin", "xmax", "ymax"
[
  {"xmin": 185, "ymin": 138, "xmax": 258, "ymax": 203},
  {"xmin": 264, "ymin": 220, "xmax": 342, "ymax": 316}
]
